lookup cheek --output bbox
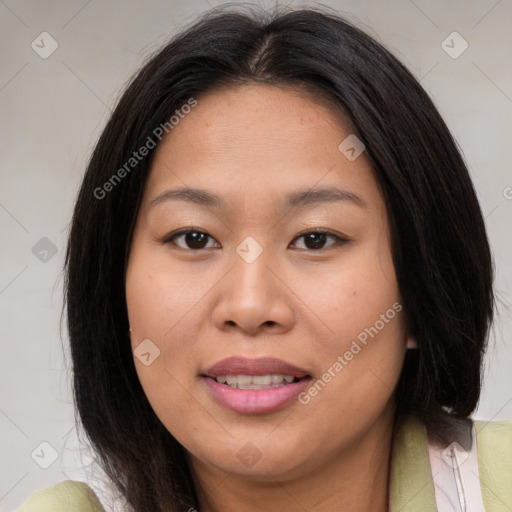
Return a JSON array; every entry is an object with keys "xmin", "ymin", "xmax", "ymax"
[
  {"xmin": 126, "ymin": 245, "xmax": 208, "ymax": 340},
  {"xmin": 125, "ymin": 248, "xmax": 204, "ymax": 435},
  {"xmin": 292, "ymin": 240, "xmax": 401, "ymax": 348},
  {"xmin": 125, "ymin": 240, "xmax": 225, "ymax": 402},
  {"xmin": 294, "ymin": 239, "xmax": 405, "ymax": 409}
]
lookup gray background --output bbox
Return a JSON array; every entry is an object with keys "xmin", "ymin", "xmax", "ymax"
[{"xmin": 1, "ymin": 0, "xmax": 511, "ymax": 510}]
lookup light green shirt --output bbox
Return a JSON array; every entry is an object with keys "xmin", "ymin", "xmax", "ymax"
[
  {"xmin": 18, "ymin": 479, "xmax": 106, "ymax": 511},
  {"xmin": 18, "ymin": 416, "xmax": 512, "ymax": 511}
]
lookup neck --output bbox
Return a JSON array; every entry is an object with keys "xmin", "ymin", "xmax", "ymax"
[{"xmin": 189, "ymin": 410, "xmax": 395, "ymax": 512}]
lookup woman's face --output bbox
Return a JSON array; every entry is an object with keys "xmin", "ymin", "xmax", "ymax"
[{"xmin": 126, "ymin": 84, "xmax": 407, "ymax": 482}]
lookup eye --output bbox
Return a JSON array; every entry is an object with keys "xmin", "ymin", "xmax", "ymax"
[
  {"xmin": 164, "ymin": 229, "xmax": 220, "ymax": 250},
  {"xmin": 290, "ymin": 230, "xmax": 347, "ymax": 251}
]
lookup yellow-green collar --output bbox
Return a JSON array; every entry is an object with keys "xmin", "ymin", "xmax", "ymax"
[{"xmin": 389, "ymin": 415, "xmax": 437, "ymax": 512}]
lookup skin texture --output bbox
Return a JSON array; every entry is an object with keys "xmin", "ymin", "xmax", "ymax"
[{"xmin": 125, "ymin": 84, "xmax": 408, "ymax": 512}]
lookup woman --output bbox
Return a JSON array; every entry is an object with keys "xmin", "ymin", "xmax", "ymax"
[{"xmin": 19, "ymin": 4, "xmax": 512, "ymax": 511}]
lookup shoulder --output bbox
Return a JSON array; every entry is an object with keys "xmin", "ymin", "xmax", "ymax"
[
  {"xmin": 18, "ymin": 480, "xmax": 106, "ymax": 512},
  {"xmin": 474, "ymin": 417, "xmax": 512, "ymax": 442},
  {"xmin": 390, "ymin": 415, "xmax": 512, "ymax": 512},
  {"xmin": 472, "ymin": 418, "xmax": 512, "ymax": 468},
  {"xmin": 473, "ymin": 419, "xmax": 512, "ymax": 510}
]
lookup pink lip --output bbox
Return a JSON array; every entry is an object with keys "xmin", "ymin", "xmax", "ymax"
[
  {"xmin": 201, "ymin": 356, "xmax": 311, "ymax": 414},
  {"xmin": 203, "ymin": 376, "xmax": 311, "ymax": 414}
]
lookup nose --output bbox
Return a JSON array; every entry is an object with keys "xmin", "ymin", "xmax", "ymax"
[{"xmin": 211, "ymin": 244, "xmax": 295, "ymax": 336}]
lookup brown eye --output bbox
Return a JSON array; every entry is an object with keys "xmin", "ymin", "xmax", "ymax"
[
  {"xmin": 165, "ymin": 230, "xmax": 220, "ymax": 250},
  {"xmin": 291, "ymin": 231, "xmax": 346, "ymax": 250}
]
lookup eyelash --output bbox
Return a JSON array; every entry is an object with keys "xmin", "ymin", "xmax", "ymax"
[{"xmin": 162, "ymin": 228, "xmax": 349, "ymax": 251}]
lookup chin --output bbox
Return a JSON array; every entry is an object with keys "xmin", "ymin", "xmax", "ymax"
[{"xmin": 188, "ymin": 436, "xmax": 313, "ymax": 481}]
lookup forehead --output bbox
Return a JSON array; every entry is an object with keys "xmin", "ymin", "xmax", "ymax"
[
  {"xmin": 143, "ymin": 84, "xmax": 381, "ymax": 212},
  {"xmin": 159, "ymin": 83, "xmax": 353, "ymax": 155}
]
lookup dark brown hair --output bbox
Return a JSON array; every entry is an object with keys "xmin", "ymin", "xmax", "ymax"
[{"xmin": 64, "ymin": 4, "xmax": 494, "ymax": 510}]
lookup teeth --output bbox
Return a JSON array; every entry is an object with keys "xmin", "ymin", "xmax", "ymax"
[
  {"xmin": 236, "ymin": 375, "xmax": 253, "ymax": 386},
  {"xmin": 225, "ymin": 375, "xmax": 238, "ymax": 385},
  {"xmin": 214, "ymin": 374, "xmax": 298, "ymax": 389}
]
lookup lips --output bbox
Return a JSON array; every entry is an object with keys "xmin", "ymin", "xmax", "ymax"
[{"xmin": 201, "ymin": 356, "xmax": 312, "ymax": 414}]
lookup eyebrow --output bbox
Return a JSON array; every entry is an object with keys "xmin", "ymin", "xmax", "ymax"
[{"xmin": 148, "ymin": 185, "xmax": 367, "ymax": 212}]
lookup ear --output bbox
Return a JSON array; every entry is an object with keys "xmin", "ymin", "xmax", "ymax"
[{"xmin": 406, "ymin": 337, "xmax": 418, "ymax": 349}]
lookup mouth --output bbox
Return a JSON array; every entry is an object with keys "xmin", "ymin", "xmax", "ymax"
[{"xmin": 201, "ymin": 356, "xmax": 312, "ymax": 414}]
